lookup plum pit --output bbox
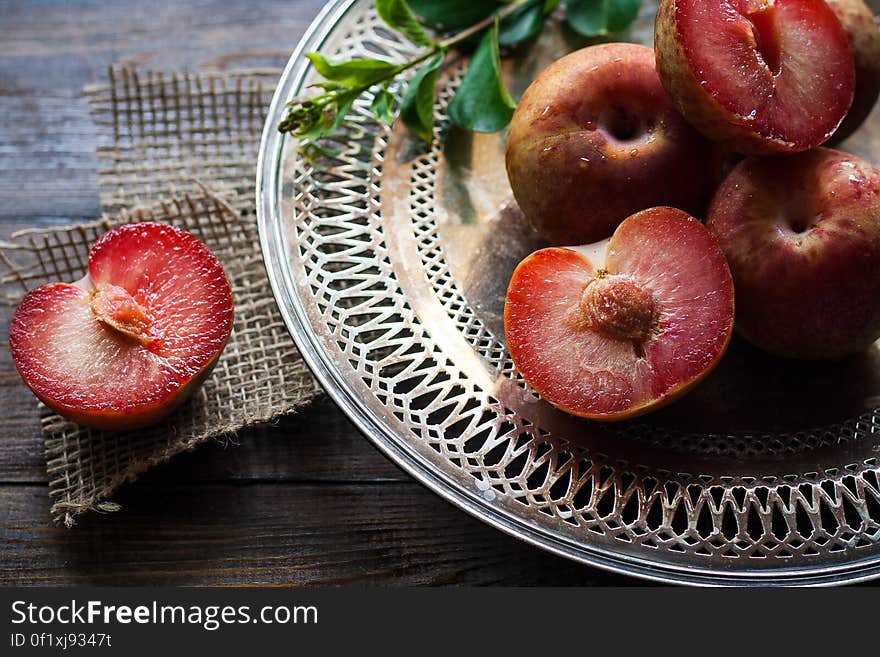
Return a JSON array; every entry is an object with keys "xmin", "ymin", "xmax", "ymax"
[
  {"xmin": 581, "ymin": 274, "xmax": 657, "ymax": 344},
  {"xmin": 90, "ymin": 284, "xmax": 154, "ymax": 347}
]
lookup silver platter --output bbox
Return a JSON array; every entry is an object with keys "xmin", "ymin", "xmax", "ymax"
[{"xmin": 257, "ymin": 0, "xmax": 880, "ymax": 585}]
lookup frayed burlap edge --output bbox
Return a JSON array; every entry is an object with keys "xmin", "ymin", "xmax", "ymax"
[
  {"xmin": 1, "ymin": 189, "xmax": 321, "ymax": 526},
  {"xmin": 0, "ymin": 65, "xmax": 324, "ymax": 525},
  {"xmin": 1, "ymin": 83, "xmax": 321, "ymax": 523}
]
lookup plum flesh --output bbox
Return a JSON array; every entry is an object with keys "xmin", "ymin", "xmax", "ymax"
[
  {"xmin": 505, "ymin": 207, "xmax": 734, "ymax": 420},
  {"xmin": 9, "ymin": 223, "xmax": 234, "ymax": 430}
]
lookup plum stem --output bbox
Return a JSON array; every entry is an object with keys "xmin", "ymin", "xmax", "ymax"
[{"xmin": 278, "ymin": 0, "xmax": 540, "ymax": 138}]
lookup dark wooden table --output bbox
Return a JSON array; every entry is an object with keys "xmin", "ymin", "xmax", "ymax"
[{"xmin": 0, "ymin": 0, "xmax": 633, "ymax": 586}]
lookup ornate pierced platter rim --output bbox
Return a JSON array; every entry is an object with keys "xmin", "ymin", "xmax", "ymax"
[{"xmin": 256, "ymin": 0, "xmax": 880, "ymax": 586}]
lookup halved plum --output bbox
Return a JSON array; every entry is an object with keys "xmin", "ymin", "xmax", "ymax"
[
  {"xmin": 504, "ymin": 207, "xmax": 734, "ymax": 420},
  {"xmin": 9, "ymin": 222, "xmax": 234, "ymax": 430},
  {"xmin": 655, "ymin": 0, "xmax": 856, "ymax": 154}
]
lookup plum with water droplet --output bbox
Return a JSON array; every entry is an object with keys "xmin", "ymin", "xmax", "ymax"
[{"xmin": 505, "ymin": 43, "xmax": 721, "ymax": 245}]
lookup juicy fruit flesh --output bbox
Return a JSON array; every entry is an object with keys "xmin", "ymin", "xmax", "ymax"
[
  {"xmin": 13, "ymin": 284, "xmax": 174, "ymax": 413},
  {"xmin": 505, "ymin": 207, "xmax": 735, "ymax": 420},
  {"xmin": 675, "ymin": 0, "xmax": 854, "ymax": 148},
  {"xmin": 9, "ymin": 223, "xmax": 233, "ymax": 425}
]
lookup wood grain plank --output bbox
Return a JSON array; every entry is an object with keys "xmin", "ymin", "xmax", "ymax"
[
  {"xmin": 0, "ymin": 385, "xmax": 406, "ymax": 484},
  {"xmin": 0, "ymin": 0, "xmax": 324, "ymax": 222},
  {"xmin": 0, "ymin": 482, "xmax": 633, "ymax": 586},
  {"xmin": 0, "ymin": 0, "xmax": 324, "ymax": 88},
  {"xmin": 149, "ymin": 395, "xmax": 408, "ymax": 485},
  {"xmin": 0, "ymin": 94, "xmax": 101, "ymax": 221},
  {"xmin": 0, "ymin": 269, "xmax": 52, "ymax": 481}
]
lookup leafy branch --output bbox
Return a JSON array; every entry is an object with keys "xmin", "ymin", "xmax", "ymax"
[{"xmin": 278, "ymin": 0, "xmax": 642, "ymax": 143}]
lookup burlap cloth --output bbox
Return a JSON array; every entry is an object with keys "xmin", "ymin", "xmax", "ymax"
[{"xmin": 0, "ymin": 67, "xmax": 321, "ymax": 526}]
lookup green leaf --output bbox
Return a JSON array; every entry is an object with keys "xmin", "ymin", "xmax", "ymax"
[
  {"xmin": 306, "ymin": 52, "xmax": 399, "ymax": 87},
  {"xmin": 400, "ymin": 53, "xmax": 443, "ymax": 142},
  {"xmin": 498, "ymin": 2, "xmax": 544, "ymax": 47},
  {"xmin": 370, "ymin": 87, "xmax": 396, "ymax": 125},
  {"xmin": 309, "ymin": 81, "xmax": 349, "ymax": 93},
  {"xmin": 328, "ymin": 92, "xmax": 358, "ymax": 134},
  {"xmin": 448, "ymin": 20, "xmax": 515, "ymax": 133},
  {"xmin": 407, "ymin": 0, "xmax": 503, "ymax": 30},
  {"xmin": 565, "ymin": 0, "xmax": 641, "ymax": 37},
  {"xmin": 607, "ymin": 0, "xmax": 641, "ymax": 31},
  {"xmin": 565, "ymin": 0, "xmax": 604, "ymax": 36},
  {"xmin": 376, "ymin": 0, "xmax": 435, "ymax": 47}
]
